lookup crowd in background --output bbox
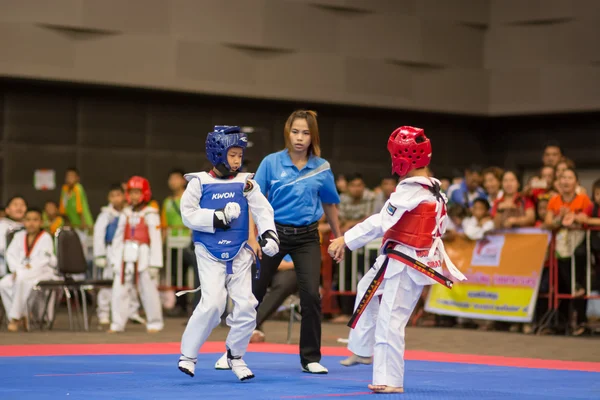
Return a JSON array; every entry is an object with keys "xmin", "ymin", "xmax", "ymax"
[
  {"xmin": 325, "ymin": 141, "xmax": 600, "ymax": 336},
  {"xmin": 1, "ymin": 141, "xmax": 599, "ymax": 337}
]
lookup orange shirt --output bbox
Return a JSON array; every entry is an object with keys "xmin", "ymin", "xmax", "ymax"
[{"xmin": 547, "ymin": 193, "xmax": 592, "ymax": 216}]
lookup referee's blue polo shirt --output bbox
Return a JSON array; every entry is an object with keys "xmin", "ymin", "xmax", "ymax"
[{"xmin": 254, "ymin": 150, "xmax": 340, "ymax": 226}]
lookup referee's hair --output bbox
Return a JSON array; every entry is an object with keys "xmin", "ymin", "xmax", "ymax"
[{"xmin": 283, "ymin": 110, "xmax": 321, "ymax": 157}]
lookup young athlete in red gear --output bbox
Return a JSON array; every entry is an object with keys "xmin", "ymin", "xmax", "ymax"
[{"xmin": 328, "ymin": 126, "xmax": 466, "ymax": 394}]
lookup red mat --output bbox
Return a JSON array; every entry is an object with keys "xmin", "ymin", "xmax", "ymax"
[{"xmin": 1, "ymin": 341, "xmax": 599, "ymax": 372}]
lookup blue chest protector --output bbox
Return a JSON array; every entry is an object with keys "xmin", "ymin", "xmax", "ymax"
[
  {"xmin": 105, "ymin": 215, "xmax": 120, "ymax": 245},
  {"xmin": 192, "ymin": 180, "xmax": 249, "ymax": 266}
]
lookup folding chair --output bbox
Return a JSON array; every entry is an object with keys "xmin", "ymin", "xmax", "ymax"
[{"xmin": 35, "ymin": 227, "xmax": 112, "ymax": 331}]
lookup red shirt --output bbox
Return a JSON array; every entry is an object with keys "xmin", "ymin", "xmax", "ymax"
[{"xmin": 491, "ymin": 193, "xmax": 535, "ymax": 218}]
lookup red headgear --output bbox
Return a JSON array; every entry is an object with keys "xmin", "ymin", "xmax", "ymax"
[
  {"xmin": 387, "ymin": 126, "xmax": 432, "ymax": 177},
  {"xmin": 126, "ymin": 176, "xmax": 152, "ymax": 204}
]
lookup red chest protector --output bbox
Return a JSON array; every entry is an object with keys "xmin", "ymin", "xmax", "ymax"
[
  {"xmin": 383, "ymin": 201, "xmax": 445, "ymax": 250},
  {"xmin": 124, "ymin": 215, "xmax": 150, "ymax": 245}
]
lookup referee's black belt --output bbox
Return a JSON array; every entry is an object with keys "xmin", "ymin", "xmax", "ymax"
[{"xmin": 275, "ymin": 222, "xmax": 319, "ymax": 235}]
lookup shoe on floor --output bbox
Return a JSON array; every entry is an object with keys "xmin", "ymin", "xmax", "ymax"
[
  {"xmin": 178, "ymin": 357, "xmax": 196, "ymax": 377},
  {"xmin": 215, "ymin": 352, "xmax": 231, "ymax": 370},
  {"xmin": 302, "ymin": 362, "xmax": 328, "ymax": 374},
  {"xmin": 129, "ymin": 314, "xmax": 146, "ymax": 325},
  {"xmin": 228, "ymin": 357, "xmax": 255, "ymax": 381}
]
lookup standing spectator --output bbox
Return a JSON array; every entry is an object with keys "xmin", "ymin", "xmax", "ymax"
[
  {"xmin": 42, "ymin": 201, "xmax": 64, "ymax": 235},
  {"xmin": 491, "ymin": 171, "xmax": 536, "ymax": 229},
  {"xmin": 339, "ymin": 173, "xmax": 377, "ymax": 233},
  {"xmin": 161, "ymin": 169, "xmax": 192, "ymax": 317},
  {"xmin": 59, "ymin": 167, "xmax": 94, "ymax": 256},
  {"xmin": 534, "ymin": 193, "xmax": 551, "ymax": 227},
  {"xmin": 545, "ymin": 168, "xmax": 592, "ymax": 335},
  {"xmin": 447, "ymin": 165, "xmax": 487, "ymax": 207},
  {"xmin": 0, "ymin": 196, "xmax": 27, "ymax": 278},
  {"xmin": 542, "ymin": 141, "xmax": 563, "ymax": 168},
  {"xmin": 238, "ymin": 109, "xmax": 341, "ymax": 374},
  {"xmin": 373, "ymin": 176, "xmax": 398, "ymax": 211},
  {"xmin": 482, "ymin": 166, "xmax": 504, "ymax": 206}
]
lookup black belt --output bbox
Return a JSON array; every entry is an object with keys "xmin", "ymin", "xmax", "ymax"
[{"xmin": 275, "ymin": 222, "xmax": 318, "ymax": 235}]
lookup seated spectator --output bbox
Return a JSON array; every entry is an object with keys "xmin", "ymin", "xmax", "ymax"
[
  {"xmin": 0, "ymin": 208, "xmax": 57, "ymax": 332},
  {"xmin": 250, "ymin": 255, "xmax": 297, "ymax": 343},
  {"xmin": 42, "ymin": 201, "xmax": 64, "ymax": 235},
  {"xmin": 336, "ymin": 174, "xmax": 348, "ymax": 195},
  {"xmin": 439, "ymin": 176, "xmax": 452, "ymax": 194},
  {"xmin": 491, "ymin": 170, "xmax": 536, "ymax": 229},
  {"xmin": 373, "ymin": 176, "xmax": 398, "ymax": 211},
  {"xmin": 339, "ymin": 173, "xmax": 376, "ymax": 233},
  {"xmin": 462, "ymin": 198, "xmax": 494, "ymax": 240},
  {"xmin": 545, "ymin": 168, "xmax": 592, "ymax": 336},
  {"xmin": 482, "ymin": 166, "xmax": 504, "ymax": 206},
  {"xmin": 444, "ymin": 204, "xmax": 467, "ymax": 240},
  {"xmin": 0, "ymin": 196, "xmax": 27, "ymax": 278},
  {"xmin": 447, "ymin": 165, "xmax": 487, "ymax": 207}
]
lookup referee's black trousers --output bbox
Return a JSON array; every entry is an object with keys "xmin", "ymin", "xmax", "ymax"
[{"xmin": 252, "ymin": 224, "xmax": 322, "ymax": 366}]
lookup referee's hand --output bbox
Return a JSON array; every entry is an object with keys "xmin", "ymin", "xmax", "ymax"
[{"xmin": 328, "ymin": 237, "xmax": 346, "ymax": 263}]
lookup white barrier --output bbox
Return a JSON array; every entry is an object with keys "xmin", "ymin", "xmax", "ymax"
[
  {"xmin": 165, "ymin": 231, "xmax": 192, "ymax": 289},
  {"xmin": 338, "ymin": 239, "xmax": 382, "ymax": 293}
]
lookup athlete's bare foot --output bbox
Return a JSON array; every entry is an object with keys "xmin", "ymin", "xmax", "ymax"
[
  {"xmin": 368, "ymin": 384, "xmax": 404, "ymax": 394},
  {"xmin": 340, "ymin": 354, "xmax": 372, "ymax": 366}
]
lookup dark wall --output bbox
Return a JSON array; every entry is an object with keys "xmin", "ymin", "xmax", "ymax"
[
  {"xmin": 2, "ymin": 79, "xmax": 599, "ymax": 216},
  {"xmin": 0, "ymin": 79, "xmax": 488, "ymax": 216},
  {"xmin": 483, "ymin": 113, "xmax": 600, "ymax": 171}
]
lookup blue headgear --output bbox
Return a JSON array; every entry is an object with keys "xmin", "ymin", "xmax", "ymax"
[{"xmin": 206, "ymin": 125, "xmax": 248, "ymax": 171}]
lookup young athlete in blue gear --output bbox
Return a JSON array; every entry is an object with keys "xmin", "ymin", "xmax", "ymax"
[{"xmin": 177, "ymin": 126, "xmax": 279, "ymax": 381}]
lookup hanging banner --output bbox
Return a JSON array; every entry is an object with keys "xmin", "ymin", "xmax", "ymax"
[
  {"xmin": 34, "ymin": 169, "xmax": 56, "ymax": 191},
  {"xmin": 425, "ymin": 229, "xmax": 550, "ymax": 322}
]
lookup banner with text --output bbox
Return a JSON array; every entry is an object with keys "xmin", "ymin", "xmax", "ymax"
[{"xmin": 425, "ymin": 229, "xmax": 550, "ymax": 322}]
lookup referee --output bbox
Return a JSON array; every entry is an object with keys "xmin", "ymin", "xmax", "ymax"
[{"xmin": 253, "ymin": 109, "xmax": 341, "ymax": 374}]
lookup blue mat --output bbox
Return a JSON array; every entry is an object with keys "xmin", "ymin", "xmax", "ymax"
[{"xmin": 1, "ymin": 353, "xmax": 598, "ymax": 399}]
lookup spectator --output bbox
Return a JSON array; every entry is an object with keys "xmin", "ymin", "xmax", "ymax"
[
  {"xmin": 439, "ymin": 176, "xmax": 452, "ymax": 194},
  {"xmin": 545, "ymin": 168, "xmax": 592, "ymax": 336},
  {"xmin": 447, "ymin": 165, "xmax": 487, "ymax": 207},
  {"xmin": 527, "ymin": 166, "xmax": 557, "ymax": 202},
  {"xmin": 59, "ymin": 167, "xmax": 94, "ymax": 256},
  {"xmin": 482, "ymin": 166, "xmax": 504, "ymax": 206},
  {"xmin": 554, "ymin": 158, "xmax": 587, "ymax": 195},
  {"xmin": 542, "ymin": 141, "xmax": 563, "ymax": 168},
  {"xmin": 462, "ymin": 198, "xmax": 494, "ymax": 240},
  {"xmin": 161, "ymin": 169, "xmax": 191, "ymax": 317},
  {"xmin": 42, "ymin": 201, "xmax": 64, "ymax": 235},
  {"xmin": 339, "ymin": 173, "xmax": 377, "ymax": 233},
  {"xmin": 443, "ymin": 204, "xmax": 467, "ymax": 241},
  {"xmin": 491, "ymin": 171, "xmax": 536, "ymax": 229},
  {"xmin": 0, "ymin": 207, "xmax": 5, "ymax": 219},
  {"xmin": 373, "ymin": 176, "xmax": 397, "ymax": 211},
  {"xmin": 336, "ymin": 174, "xmax": 348, "ymax": 194},
  {"xmin": 0, "ymin": 208, "xmax": 57, "ymax": 332},
  {"xmin": 250, "ymin": 255, "xmax": 297, "ymax": 343},
  {"xmin": 534, "ymin": 193, "xmax": 552, "ymax": 227},
  {"xmin": 0, "ymin": 196, "xmax": 27, "ymax": 278}
]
